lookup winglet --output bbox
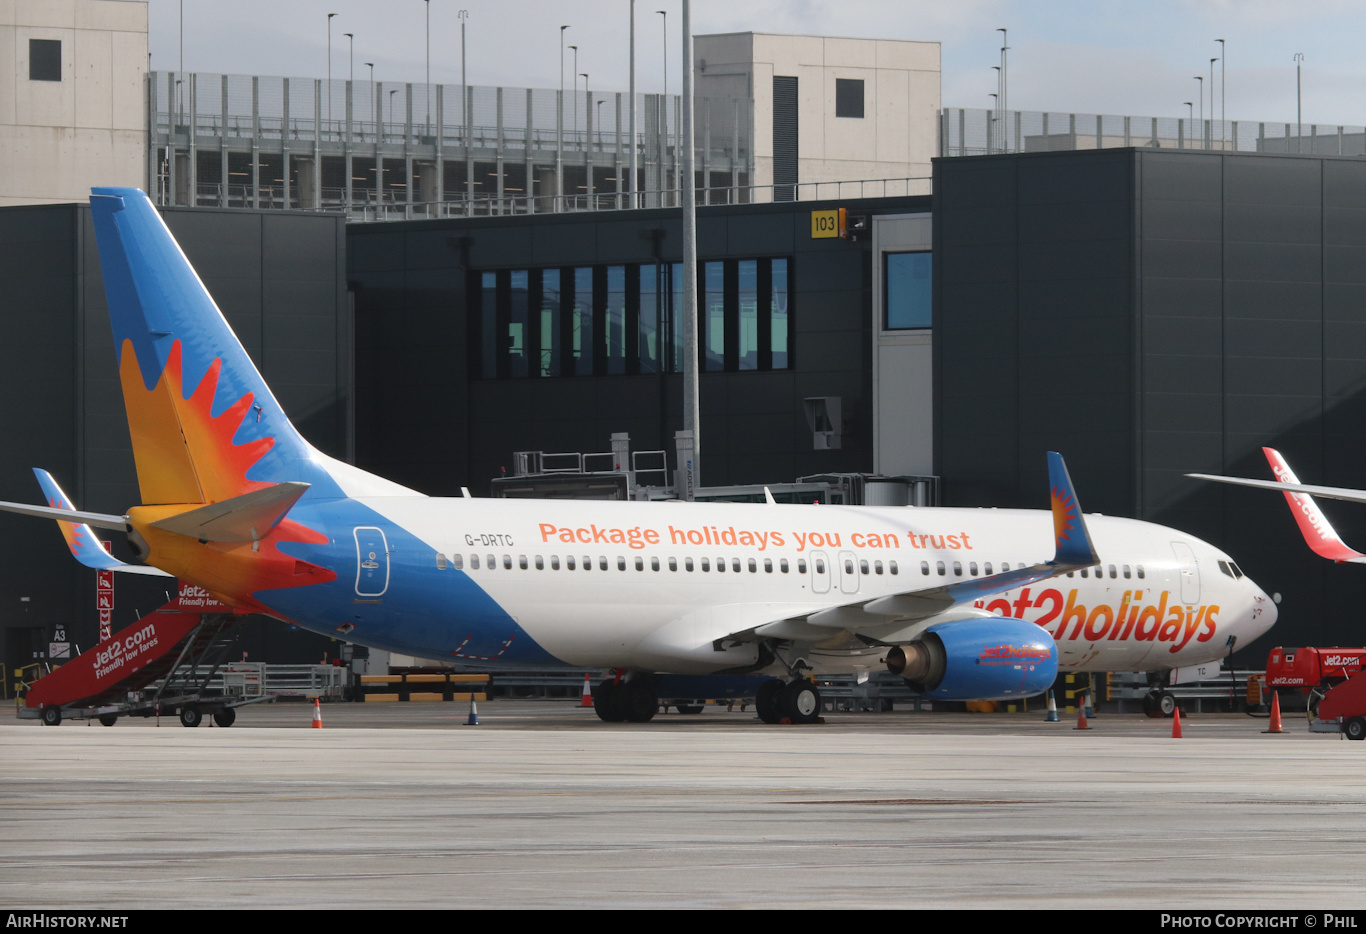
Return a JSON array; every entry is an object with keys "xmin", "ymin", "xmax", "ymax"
[
  {"xmin": 1262, "ymin": 447, "xmax": 1366, "ymax": 563},
  {"xmin": 31, "ymin": 469, "xmax": 170, "ymax": 576},
  {"xmin": 1046, "ymin": 452, "xmax": 1099, "ymax": 568}
]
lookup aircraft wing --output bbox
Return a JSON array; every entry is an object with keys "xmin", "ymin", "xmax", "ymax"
[
  {"xmin": 25, "ymin": 469, "xmax": 171, "ymax": 577},
  {"xmin": 717, "ymin": 451, "xmax": 1100, "ymax": 645},
  {"xmin": 1189, "ymin": 447, "xmax": 1366, "ymax": 564}
]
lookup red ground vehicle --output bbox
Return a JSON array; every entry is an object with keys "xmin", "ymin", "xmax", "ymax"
[
  {"xmin": 1266, "ymin": 646, "xmax": 1366, "ymax": 719},
  {"xmin": 1266, "ymin": 646, "xmax": 1366, "ymax": 691}
]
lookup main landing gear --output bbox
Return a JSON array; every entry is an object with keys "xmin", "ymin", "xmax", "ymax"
[
  {"xmin": 592, "ymin": 677, "xmax": 658, "ymax": 723},
  {"xmin": 755, "ymin": 678, "xmax": 822, "ymax": 725}
]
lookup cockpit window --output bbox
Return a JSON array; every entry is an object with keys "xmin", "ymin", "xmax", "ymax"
[{"xmin": 1228, "ymin": 561, "xmax": 1244, "ymax": 579}]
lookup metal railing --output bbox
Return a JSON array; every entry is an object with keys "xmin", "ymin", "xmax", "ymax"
[
  {"xmin": 148, "ymin": 662, "xmax": 347, "ymax": 700},
  {"xmin": 944, "ymin": 106, "xmax": 1366, "ymax": 158},
  {"xmin": 346, "ymin": 177, "xmax": 930, "ymax": 222}
]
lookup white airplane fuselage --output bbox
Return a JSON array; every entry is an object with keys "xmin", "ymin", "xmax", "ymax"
[{"xmin": 267, "ymin": 492, "xmax": 1277, "ymax": 677}]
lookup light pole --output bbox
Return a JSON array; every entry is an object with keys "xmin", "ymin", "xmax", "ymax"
[
  {"xmin": 569, "ymin": 46, "xmax": 578, "ymax": 143},
  {"xmin": 580, "ymin": 73, "xmax": 589, "ymax": 153},
  {"xmin": 988, "ymin": 92, "xmax": 998, "ymax": 153},
  {"xmin": 560, "ymin": 25, "xmax": 570, "ymax": 98},
  {"xmin": 424, "ymin": 0, "xmax": 430, "ymax": 135},
  {"xmin": 658, "ymin": 9, "xmax": 668, "ymax": 200},
  {"xmin": 629, "ymin": 0, "xmax": 637, "ymax": 207},
  {"xmin": 991, "ymin": 65, "xmax": 1001, "ymax": 149},
  {"xmin": 344, "ymin": 33, "xmax": 353, "ymax": 82},
  {"xmin": 327, "ymin": 13, "xmax": 337, "ymax": 130},
  {"xmin": 1194, "ymin": 75, "xmax": 1203, "ymax": 149},
  {"xmin": 1216, "ymin": 39, "xmax": 1225, "ymax": 147},
  {"xmin": 1294, "ymin": 52, "xmax": 1304, "ymax": 153},
  {"xmin": 997, "ymin": 28, "xmax": 1008, "ymax": 115},
  {"xmin": 1185, "ymin": 102, "xmax": 1193, "ymax": 148},
  {"xmin": 1210, "ymin": 58, "xmax": 1218, "ymax": 150},
  {"xmin": 365, "ymin": 62, "xmax": 374, "ymax": 129},
  {"xmin": 459, "ymin": 10, "xmax": 469, "ymax": 144},
  {"xmin": 596, "ymin": 98, "xmax": 605, "ymax": 150}
]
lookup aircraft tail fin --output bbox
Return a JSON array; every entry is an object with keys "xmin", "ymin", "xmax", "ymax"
[
  {"xmin": 87, "ymin": 188, "xmax": 338, "ymax": 506},
  {"xmin": 1262, "ymin": 447, "xmax": 1366, "ymax": 564}
]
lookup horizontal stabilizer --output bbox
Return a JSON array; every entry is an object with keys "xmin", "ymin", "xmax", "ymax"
[
  {"xmin": 150, "ymin": 482, "xmax": 310, "ymax": 543},
  {"xmin": 0, "ymin": 498, "xmax": 127, "ymax": 531},
  {"xmin": 28, "ymin": 469, "xmax": 171, "ymax": 576}
]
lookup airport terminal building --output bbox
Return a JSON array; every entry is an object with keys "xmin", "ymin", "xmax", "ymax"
[{"xmin": 5, "ymin": 4, "xmax": 1366, "ymax": 680}]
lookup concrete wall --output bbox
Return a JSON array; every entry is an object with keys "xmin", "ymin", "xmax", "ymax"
[
  {"xmin": 695, "ymin": 32, "xmax": 940, "ymax": 193},
  {"xmin": 0, "ymin": 0, "xmax": 147, "ymax": 206}
]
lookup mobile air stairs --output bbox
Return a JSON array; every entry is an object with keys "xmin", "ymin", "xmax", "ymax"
[{"xmin": 17, "ymin": 599, "xmax": 265, "ymax": 728}]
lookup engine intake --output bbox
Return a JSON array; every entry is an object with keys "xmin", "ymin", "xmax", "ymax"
[{"xmin": 884, "ymin": 617, "xmax": 1057, "ymax": 701}]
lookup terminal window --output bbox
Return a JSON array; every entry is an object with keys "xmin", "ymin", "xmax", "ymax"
[
  {"xmin": 474, "ymin": 258, "xmax": 790, "ymax": 379},
  {"xmin": 835, "ymin": 79, "xmax": 864, "ymax": 119},
  {"xmin": 884, "ymin": 251, "xmax": 931, "ymax": 330},
  {"xmin": 30, "ymin": 39, "xmax": 61, "ymax": 81}
]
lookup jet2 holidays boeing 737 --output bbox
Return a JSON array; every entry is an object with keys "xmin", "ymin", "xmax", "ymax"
[{"xmin": 0, "ymin": 188, "xmax": 1279, "ymax": 724}]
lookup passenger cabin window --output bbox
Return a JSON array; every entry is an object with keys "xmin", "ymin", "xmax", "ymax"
[
  {"xmin": 471, "ymin": 555, "xmax": 480, "ymax": 570},
  {"xmin": 453, "ymin": 554, "xmax": 464, "ymax": 570},
  {"xmin": 889, "ymin": 561, "xmax": 898, "ymax": 575},
  {"xmin": 814, "ymin": 558, "xmax": 825, "ymax": 574},
  {"xmin": 921, "ymin": 561, "xmax": 930, "ymax": 575},
  {"xmin": 798, "ymin": 559, "xmax": 807, "ymax": 574},
  {"xmin": 952, "ymin": 561, "xmax": 962, "ymax": 577},
  {"xmin": 567, "ymin": 556, "xmax": 576, "ymax": 570},
  {"xmin": 1137, "ymin": 565, "xmax": 1146, "ymax": 579},
  {"xmin": 551, "ymin": 555, "xmax": 560, "ymax": 570},
  {"xmin": 732, "ymin": 559, "xmax": 741, "ymax": 573},
  {"xmin": 535, "ymin": 556, "xmax": 544, "ymax": 570},
  {"xmin": 702, "ymin": 558, "xmax": 711, "ymax": 571},
  {"xmin": 435, "ymin": 553, "xmax": 448, "ymax": 570},
  {"xmin": 651, "ymin": 557, "xmax": 660, "ymax": 571},
  {"xmin": 685, "ymin": 557, "xmax": 694, "ymax": 571},
  {"xmin": 618, "ymin": 557, "xmax": 626, "ymax": 570},
  {"xmin": 1123, "ymin": 565, "xmax": 1131, "ymax": 579},
  {"xmin": 936, "ymin": 561, "xmax": 945, "ymax": 576},
  {"xmin": 669, "ymin": 557, "xmax": 678, "ymax": 571},
  {"xmin": 749, "ymin": 558, "xmax": 757, "ymax": 573},
  {"xmin": 780, "ymin": 559, "xmax": 789, "ymax": 573},
  {"xmin": 635, "ymin": 557, "xmax": 644, "ymax": 571},
  {"xmin": 518, "ymin": 555, "xmax": 528, "ymax": 569}
]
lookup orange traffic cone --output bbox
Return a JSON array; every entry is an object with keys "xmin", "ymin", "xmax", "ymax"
[
  {"xmin": 1263, "ymin": 690, "xmax": 1285, "ymax": 734},
  {"xmin": 312, "ymin": 697, "xmax": 323, "ymax": 729},
  {"xmin": 1171, "ymin": 705, "xmax": 1182, "ymax": 739},
  {"xmin": 1073, "ymin": 693, "xmax": 1091, "ymax": 730},
  {"xmin": 579, "ymin": 674, "xmax": 594, "ymax": 708}
]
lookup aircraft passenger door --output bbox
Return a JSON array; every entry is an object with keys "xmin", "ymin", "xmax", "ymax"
[
  {"xmin": 810, "ymin": 551, "xmax": 831, "ymax": 594},
  {"xmin": 838, "ymin": 550, "xmax": 860, "ymax": 594},
  {"xmin": 1171, "ymin": 541, "xmax": 1200, "ymax": 605},
  {"xmin": 355, "ymin": 527, "xmax": 390, "ymax": 598}
]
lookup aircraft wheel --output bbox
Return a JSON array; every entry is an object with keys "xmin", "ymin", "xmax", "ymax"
[
  {"xmin": 1158, "ymin": 692, "xmax": 1178, "ymax": 718},
  {"xmin": 675, "ymin": 704, "xmax": 704, "ymax": 715},
  {"xmin": 1346, "ymin": 717, "xmax": 1366, "ymax": 741},
  {"xmin": 213, "ymin": 708, "xmax": 237, "ymax": 728},
  {"xmin": 621, "ymin": 681, "xmax": 658, "ymax": 723},
  {"xmin": 593, "ymin": 679, "xmax": 626, "ymax": 723},
  {"xmin": 179, "ymin": 704, "xmax": 202, "ymax": 728},
  {"xmin": 781, "ymin": 679, "xmax": 823, "ymax": 725},
  {"xmin": 40, "ymin": 706, "xmax": 62, "ymax": 727},
  {"xmin": 755, "ymin": 679, "xmax": 784, "ymax": 724},
  {"xmin": 98, "ymin": 714, "xmax": 118, "ymax": 727}
]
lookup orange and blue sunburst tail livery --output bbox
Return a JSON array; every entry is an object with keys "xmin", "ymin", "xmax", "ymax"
[{"xmin": 1046, "ymin": 451, "xmax": 1099, "ymax": 567}]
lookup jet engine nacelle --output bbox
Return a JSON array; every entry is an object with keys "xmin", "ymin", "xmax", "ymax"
[{"xmin": 884, "ymin": 617, "xmax": 1057, "ymax": 701}]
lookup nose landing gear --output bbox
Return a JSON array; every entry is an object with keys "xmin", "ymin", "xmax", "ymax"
[{"xmin": 755, "ymin": 677, "xmax": 822, "ymax": 724}]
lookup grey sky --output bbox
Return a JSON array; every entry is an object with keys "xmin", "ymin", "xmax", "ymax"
[{"xmin": 149, "ymin": 0, "xmax": 1366, "ymax": 125}]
